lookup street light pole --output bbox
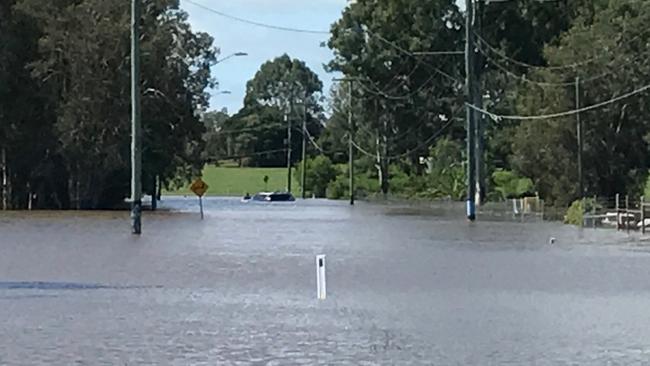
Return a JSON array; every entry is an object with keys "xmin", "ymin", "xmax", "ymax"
[{"xmin": 131, "ymin": 0, "xmax": 143, "ymax": 235}]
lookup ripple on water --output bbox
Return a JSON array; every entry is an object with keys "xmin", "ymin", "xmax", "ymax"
[{"xmin": 1, "ymin": 197, "xmax": 650, "ymax": 364}]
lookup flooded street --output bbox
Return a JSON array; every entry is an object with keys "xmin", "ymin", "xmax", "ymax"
[{"xmin": 2, "ymin": 197, "xmax": 650, "ymax": 364}]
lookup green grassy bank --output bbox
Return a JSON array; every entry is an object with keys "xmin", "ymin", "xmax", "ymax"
[{"xmin": 165, "ymin": 165, "xmax": 299, "ymax": 197}]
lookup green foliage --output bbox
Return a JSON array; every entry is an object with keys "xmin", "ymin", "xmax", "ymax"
[
  {"xmin": 327, "ymin": 0, "xmax": 465, "ymax": 194},
  {"xmin": 564, "ymin": 198, "xmax": 601, "ymax": 226},
  {"xmin": 326, "ymin": 163, "xmax": 380, "ymax": 200},
  {"xmin": 296, "ymin": 156, "xmax": 337, "ymax": 198},
  {"xmin": 245, "ymin": 54, "xmax": 323, "ymax": 112},
  {"xmin": 643, "ymin": 172, "xmax": 650, "ymax": 200},
  {"xmin": 492, "ymin": 170, "xmax": 534, "ymax": 200},
  {"xmin": 511, "ymin": 1, "xmax": 650, "ymax": 206},
  {"xmin": 209, "ymin": 55, "xmax": 324, "ymax": 167},
  {"xmin": 202, "ymin": 109, "xmax": 231, "ymax": 162},
  {"xmin": 2, "ymin": 0, "xmax": 215, "ymax": 209},
  {"xmin": 165, "ymin": 165, "xmax": 297, "ymax": 196},
  {"xmin": 419, "ymin": 138, "xmax": 467, "ymax": 201}
]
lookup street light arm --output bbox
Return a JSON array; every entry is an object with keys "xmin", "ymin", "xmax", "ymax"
[{"xmin": 216, "ymin": 52, "xmax": 248, "ymax": 64}]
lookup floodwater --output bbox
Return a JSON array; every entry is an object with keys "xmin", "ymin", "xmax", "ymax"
[{"xmin": 1, "ymin": 197, "xmax": 650, "ymax": 365}]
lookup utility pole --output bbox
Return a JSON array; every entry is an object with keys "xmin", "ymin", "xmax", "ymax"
[
  {"xmin": 301, "ymin": 91, "xmax": 307, "ymax": 199},
  {"xmin": 576, "ymin": 76, "xmax": 583, "ymax": 201},
  {"xmin": 465, "ymin": 0, "xmax": 477, "ymax": 221},
  {"xmin": 474, "ymin": 0, "xmax": 485, "ymax": 206},
  {"xmin": 285, "ymin": 111, "xmax": 292, "ymax": 193},
  {"xmin": 348, "ymin": 80, "xmax": 355, "ymax": 206},
  {"xmin": 131, "ymin": 0, "xmax": 143, "ymax": 234}
]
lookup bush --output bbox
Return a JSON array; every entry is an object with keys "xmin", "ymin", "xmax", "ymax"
[
  {"xmin": 422, "ymin": 138, "xmax": 466, "ymax": 200},
  {"xmin": 326, "ymin": 167, "xmax": 380, "ymax": 200},
  {"xmin": 387, "ymin": 164, "xmax": 411, "ymax": 195},
  {"xmin": 326, "ymin": 176, "xmax": 347, "ymax": 199},
  {"xmin": 564, "ymin": 198, "xmax": 601, "ymax": 225},
  {"xmin": 492, "ymin": 169, "xmax": 535, "ymax": 200},
  {"xmin": 644, "ymin": 171, "xmax": 650, "ymax": 199},
  {"xmin": 296, "ymin": 156, "xmax": 337, "ymax": 198}
]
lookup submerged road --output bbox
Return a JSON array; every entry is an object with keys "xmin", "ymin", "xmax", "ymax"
[{"xmin": 1, "ymin": 197, "xmax": 649, "ymax": 364}]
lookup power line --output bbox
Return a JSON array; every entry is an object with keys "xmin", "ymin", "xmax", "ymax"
[
  {"xmin": 351, "ymin": 140, "xmax": 376, "ymax": 159},
  {"xmin": 379, "ymin": 61, "xmax": 426, "ymax": 95},
  {"xmin": 354, "ymin": 74, "xmax": 438, "ymax": 100},
  {"xmin": 302, "ymin": 125, "xmax": 346, "ymax": 155},
  {"xmin": 351, "ymin": 117, "xmax": 457, "ymax": 160},
  {"xmin": 388, "ymin": 118, "xmax": 456, "ymax": 159},
  {"xmin": 214, "ymin": 123, "xmax": 286, "ymax": 134},
  {"xmin": 474, "ymin": 22, "xmax": 650, "ymax": 72},
  {"xmin": 209, "ymin": 148, "xmax": 288, "ymax": 162},
  {"xmin": 474, "ymin": 32, "xmax": 596, "ymax": 71},
  {"xmin": 364, "ymin": 29, "xmax": 463, "ymax": 85},
  {"xmin": 182, "ymin": 0, "xmax": 329, "ymax": 35},
  {"xmin": 477, "ymin": 43, "xmax": 612, "ymax": 87},
  {"xmin": 467, "ymin": 83, "xmax": 650, "ymax": 121}
]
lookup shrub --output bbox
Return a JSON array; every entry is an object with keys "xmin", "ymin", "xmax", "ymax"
[
  {"xmin": 564, "ymin": 198, "xmax": 601, "ymax": 226},
  {"xmin": 492, "ymin": 169, "xmax": 535, "ymax": 200},
  {"xmin": 296, "ymin": 156, "xmax": 337, "ymax": 198}
]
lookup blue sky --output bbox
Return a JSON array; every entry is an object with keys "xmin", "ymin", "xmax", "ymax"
[{"xmin": 180, "ymin": 0, "xmax": 348, "ymax": 115}]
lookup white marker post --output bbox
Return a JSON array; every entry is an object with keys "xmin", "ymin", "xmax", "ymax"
[{"xmin": 316, "ymin": 255, "xmax": 326, "ymax": 300}]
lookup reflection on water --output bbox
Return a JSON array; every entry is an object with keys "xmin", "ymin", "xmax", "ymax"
[{"xmin": 1, "ymin": 196, "xmax": 649, "ymax": 364}]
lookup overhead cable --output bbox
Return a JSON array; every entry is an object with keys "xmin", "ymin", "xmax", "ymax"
[
  {"xmin": 467, "ymin": 84, "xmax": 650, "ymax": 121},
  {"xmin": 183, "ymin": 0, "xmax": 329, "ymax": 34}
]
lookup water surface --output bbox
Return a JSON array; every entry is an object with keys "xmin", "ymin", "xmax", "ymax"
[{"xmin": 1, "ymin": 197, "xmax": 648, "ymax": 365}]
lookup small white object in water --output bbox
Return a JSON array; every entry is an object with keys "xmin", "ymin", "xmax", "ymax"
[
  {"xmin": 549, "ymin": 237, "xmax": 556, "ymax": 245},
  {"xmin": 316, "ymin": 255, "xmax": 326, "ymax": 300}
]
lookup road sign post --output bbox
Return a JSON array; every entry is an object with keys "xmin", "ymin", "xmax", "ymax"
[{"xmin": 190, "ymin": 178, "xmax": 209, "ymax": 220}]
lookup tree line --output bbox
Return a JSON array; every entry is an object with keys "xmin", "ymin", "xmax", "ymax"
[
  {"xmin": 208, "ymin": 0, "xmax": 650, "ymax": 206},
  {"xmin": 4, "ymin": 0, "xmax": 650, "ymax": 209},
  {"xmin": 0, "ymin": 0, "xmax": 215, "ymax": 209}
]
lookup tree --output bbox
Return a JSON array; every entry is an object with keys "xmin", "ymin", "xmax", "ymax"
[
  {"xmin": 327, "ymin": 0, "xmax": 465, "ymax": 196},
  {"xmin": 222, "ymin": 55, "xmax": 324, "ymax": 167},
  {"xmin": 479, "ymin": 0, "xmax": 610, "ymax": 183},
  {"xmin": 5, "ymin": 0, "xmax": 216, "ymax": 209},
  {"xmin": 245, "ymin": 54, "xmax": 323, "ymax": 114},
  {"xmin": 296, "ymin": 156, "xmax": 337, "ymax": 198},
  {"xmin": 202, "ymin": 109, "xmax": 230, "ymax": 162},
  {"xmin": 0, "ymin": 0, "xmax": 61, "ymax": 209},
  {"xmin": 510, "ymin": 0, "xmax": 650, "ymax": 205},
  {"xmin": 422, "ymin": 137, "xmax": 466, "ymax": 200}
]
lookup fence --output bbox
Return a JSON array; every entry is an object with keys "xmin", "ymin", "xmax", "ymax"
[
  {"xmin": 478, "ymin": 195, "xmax": 546, "ymax": 222},
  {"xmin": 582, "ymin": 194, "xmax": 649, "ymax": 234}
]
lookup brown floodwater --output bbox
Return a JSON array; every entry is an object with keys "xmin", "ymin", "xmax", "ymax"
[{"xmin": 1, "ymin": 196, "xmax": 649, "ymax": 365}]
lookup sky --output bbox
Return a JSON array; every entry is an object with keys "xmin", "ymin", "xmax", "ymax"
[{"xmin": 180, "ymin": 0, "xmax": 348, "ymax": 115}]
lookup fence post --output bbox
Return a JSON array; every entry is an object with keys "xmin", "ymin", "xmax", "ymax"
[
  {"xmin": 592, "ymin": 195, "xmax": 597, "ymax": 229},
  {"xmin": 626, "ymin": 195, "xmax": 630, "ymax": 234},
  {"xmin": 581, "ymin": 197, "xmax": 585, "ymax": 228},
  {"xmin": 616, "ymin": 193, "xmax": 621, "ymax": 231},
  {"xmin": 642, "ymin": 196, "xmax": 645, "ymax": 235}
]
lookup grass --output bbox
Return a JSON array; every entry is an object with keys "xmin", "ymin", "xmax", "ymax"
[{"xmin": 165, "ymin": 164, "xmax": 299, "ymax": 197}]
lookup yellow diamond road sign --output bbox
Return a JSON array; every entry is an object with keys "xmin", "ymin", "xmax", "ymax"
[{"xmin": 190, "ymin": 178, "xmax": 209, "ymax": 197}]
